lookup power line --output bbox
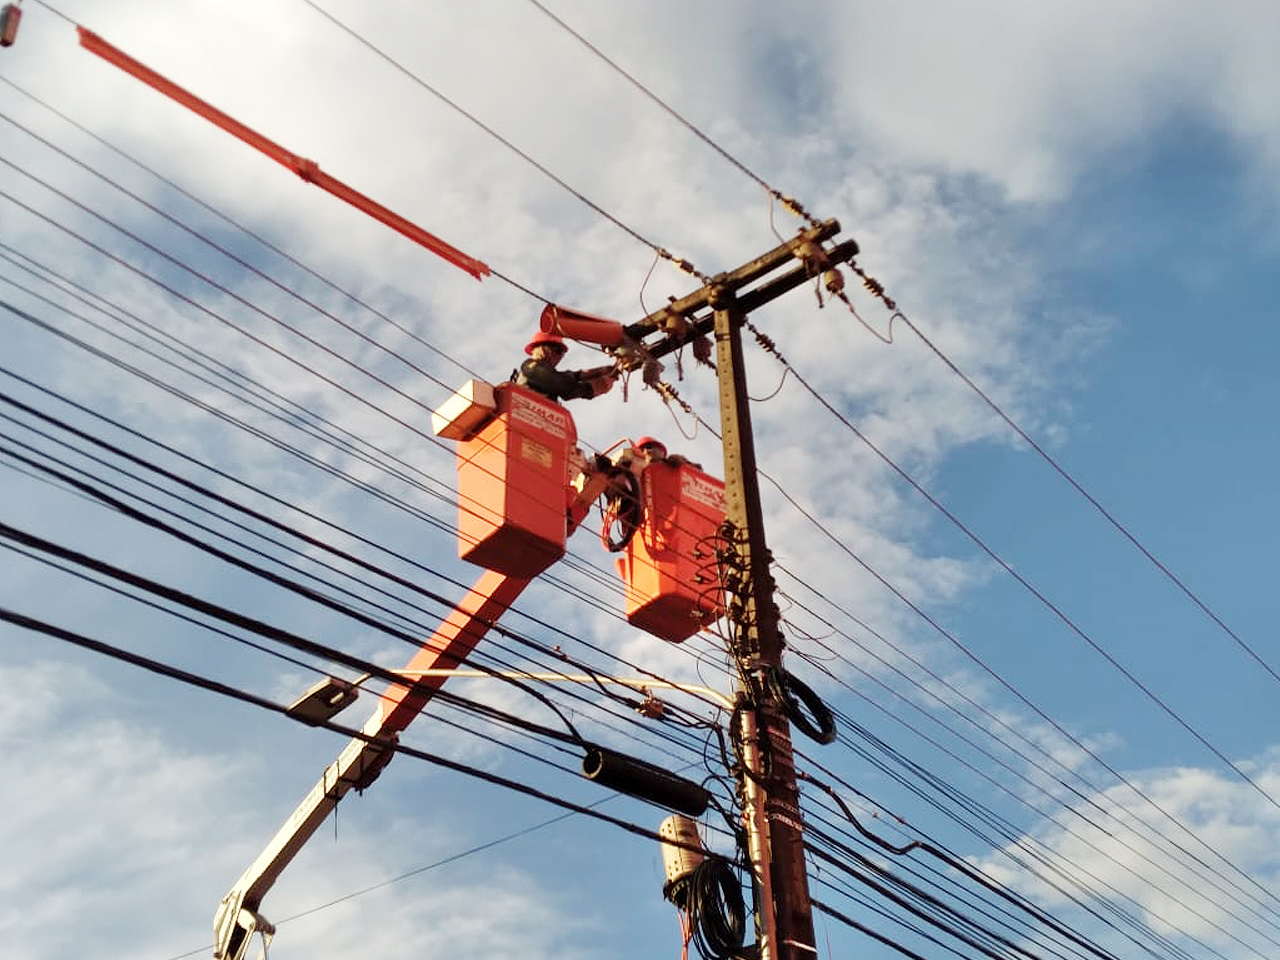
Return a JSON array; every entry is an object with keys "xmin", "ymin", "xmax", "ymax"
[
  {"xmin": 0, "ymin": 501, "xmax": 726, "ymax": 800},
  {"xmin": 729, "ymin": 331, "xmax": 1280, "ymax": 907},
  {"xmin": 0, "ymin": 367, "xmax": 734, "ymax": 758},
  {"xmin": 447, "ymin": 12, "xmax": 1280, "ymax": 931},
  {"xmin": 0, "ymin": 601, "xmax": 719, "ymax": 850},
  {"xmin": 0, "ymin": 94, "xmax": 738, "ymax": 633},
  {"xmin": 850, "ymin": 288, "xmax": 1280, "ymax": 692},
  {"xmin": 789, "ymin": 638, "xmax": 1280, "ymax": 946},
  {"xmin": 0, "ymin": 349, "xmax": 726, "ymax": 705},
  {"xmin": 0, "ymin": 167, "xmax": 707, "ymax": 616},
  {"xmin": 12, "ymin": 11, "xmax": 1269, "ymax": 957},
  {"xmin": 0, "ymin": 192, "xmax": 580, "ymax": 556},
  {"xmin": 800, "ymin": 801, "xmax": 1113, "ymax": 960},
  {"xmin": 0, "ymin": 269, "xmax": 641, "ymax": 618},
  {"xmin": 0, "ymin": 410, "xmax": 718, "ymax": 762},
  {"xmin": 767, "ymin": 341, "xmax": 1280, "ymax": 815},
  {"xmin": 798, "ymin": 715, "xmax": 1267, "ymax": 960},
  {"xmin": 787, "ymin": 643, "xmax": 1280, "ymax": 952},
  {"xmin": 766, "ymin": 478, "xmax": 1280, "ymax": 922},
  {"xmin": 294, "ymin": 0, "xmax": 710, "ymax": 285},
  {"xmin": 0, "ymin": 118, "xmax": 462, "ymax": 395},
  {"xmin": 805, "ymin": 725, "xmax": 1204, "ymax": 960},
  {"xmin": 615, "ymin": 399, "xmax": 1277, "ymax": 934},
  {"xmin": 532, "ymin": 347, "xmax": 1279, "ymax": 931},
  {"xmin": 0, "ymin": 74, "xmax": 486, "ymax": 383},
  {"xmin": 520, "ymin": 0, "xmax": 820, "ymax": 232},
  {"xmin": 12, "ymin": 264, "xmax": 1249, "ymax": 960},
  {"xmin": 812, "ymin": 889, "xmax": 967, "ymax": 960}
]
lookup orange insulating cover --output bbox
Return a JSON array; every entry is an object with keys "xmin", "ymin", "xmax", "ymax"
[
  {"xmin": 617, "ymin": 461, "xmax": 726, "ymax": 643},
  {"xmin": 76, "ymin": 28, "xmax": 490, "ymax": 281},
  {"xmin": 456, "ymin": 384, "xmax": 576, "ymax": 578}
]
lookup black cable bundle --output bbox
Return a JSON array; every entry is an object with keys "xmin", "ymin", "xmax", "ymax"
[
  {"xmin": 601, "ymin": 468, "xmax": 643, "ymax": 551},
  {"xmin": 685, "ymin": 859, "xmax": 746, "ymax": 960}
]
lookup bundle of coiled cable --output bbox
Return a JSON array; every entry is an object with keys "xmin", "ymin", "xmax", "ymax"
[
  {"xmin": 677, "ymin": 859, "xmax": 746, "ymax": 960},
  {"xmin": 601, "ymin": 467, "xmax": 643, "ymax": 551},
  {"xmin": 769, "ymin": 667, "xmax": 837, "ymax": 745}
]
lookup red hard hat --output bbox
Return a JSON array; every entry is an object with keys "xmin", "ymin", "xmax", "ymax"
[
  {"xmin": 636, "ymin": 436, "xmax": 662, "ymax": 448},
  {"xmin": 525, "ymin": 330, "xmax": 567, "ymax": 355}
]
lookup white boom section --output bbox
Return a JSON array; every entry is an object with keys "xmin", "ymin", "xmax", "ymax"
[{"xmin": 213, "ymin": 710, "xmax": 396, "ymax": 960}]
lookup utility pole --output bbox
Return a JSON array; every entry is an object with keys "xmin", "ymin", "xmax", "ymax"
[
  {"xmin": 715, "ymin": 295, "xmax": 815, "ymax": 960},
  {"xmin": 624, "ymin": 221, "xmax": 857, "ymax": 960}
]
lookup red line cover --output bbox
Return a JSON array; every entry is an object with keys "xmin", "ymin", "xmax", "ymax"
[{"xmin": 78, "ymin": 27, "xmax": 491, "ymax": 280}]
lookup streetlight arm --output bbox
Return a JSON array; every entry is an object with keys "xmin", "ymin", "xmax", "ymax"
[{"xmin": 390, "ymin": 668, "xmax": 734, "ymax": 712}]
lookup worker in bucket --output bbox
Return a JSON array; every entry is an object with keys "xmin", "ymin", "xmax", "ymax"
[
  {"xmin": 516, "ymin": 330, "xmax": 618, "ymax": 402},
  {"xmin": 633, "ymin": 436, "xmax": 700, "ymax": 470},
  {"xmin": 636, "ymin": 436, "xmax": 668, "ymax": 462}
]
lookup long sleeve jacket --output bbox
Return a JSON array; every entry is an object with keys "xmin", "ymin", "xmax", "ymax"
[{"xmin": 515, "ymin": 357, "xmax": 596, "ymax": 402}]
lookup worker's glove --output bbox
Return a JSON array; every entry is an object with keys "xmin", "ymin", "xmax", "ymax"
[{"xmin": 590, "ymin": 370, "xmax": 618, "ymax": 397}]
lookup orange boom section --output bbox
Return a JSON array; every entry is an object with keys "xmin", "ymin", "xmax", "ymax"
[
  {"xmin": 617, "ymin": 461, "xmax": 725, "ymax": 643},
  {"xmin": 456, "ymin": 384, "xmax": 575, "ymax": 578}
]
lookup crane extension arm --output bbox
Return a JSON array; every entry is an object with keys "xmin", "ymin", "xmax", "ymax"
[
  {"xmin": 213, "ymin": 567, "xmax": 531, "ymax": 960},
  {"xmin": 212, "ymin": 438, "xmax": 618, "ymax": 960}
]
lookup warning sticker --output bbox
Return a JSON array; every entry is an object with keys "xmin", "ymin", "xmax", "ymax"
[
  {"xmin": 521, "ymin": 437, "xmax": 553, "ymax": 469},
  {"xmin": 511, "ymin": 392, "xmax": 569, "ymax": 438},
  {"xmin": 680, "ymin": 471, "xmax": 725, "ymax": 512}
]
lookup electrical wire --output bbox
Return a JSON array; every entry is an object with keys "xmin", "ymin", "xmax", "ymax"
[
  {"xmin": 0, "ymin": 601, "xmax": 727, "ymax": 851},
  {"xmin": 774, "ymin": 578, "xmax": 1280, "ymax": 929},
  {"xmin": 0, "ymin": 349, "xmax": 730, "ymax": 711},
  {"xmin": 786, "ymin": 642, "xmax": 1280, "ymax": 953},
  {"xmin": 691, "ymin": 390, "xmax": 1280, "ymax": 928},
  {"xmin": 0, "ymin": 230, "xmax": 701, "ymax": 632},
  {"xmin": 0, "ymin": 336, "xmax": 735, "ymax": 748},
  {"xmin": 520, "ymin": 0, "xmax": 821, "ymax": 231},
  {"xmin": 799, "ymin": 722, "xmax": 1229, "ymax": 960},
  {"xmin": 368, "ymin": 4, "xmax": 1280, "ymax": 935},
  {"xmin": 806, "ymin": 714, "xmax": 1245, "ymax": 960},
  {"xmin": 665, "ymin": 409, "xmax": 1274, "ymax": 942},
  {"xmin": 0, "ymin": 74, "xmax": 486, "ymax": 383},
  {"xmin": 0, "ymin": 129, "xmax": 464, "ymax": 399},
  {"xmin": 748, "ymin": 335, "xmax": 1280, "ymax": 841},
  {"xmin": 0, "ymin": 506, "xmax": 722, "ymax": 800},
  {"xmin": 0, "ymin": 91, "xmax": 737, "ymax": 631},
  {"xmin": 0, "ymin": 266, "xmax": 681, "ymax": 639},
  {"xmin": 801, "ymin": 770, "xmax": 1166, "ymax": 960},
  {"xmin": 806, "ymin": 841, "xmax": 1034, "ymax": 960},
  {"xmin": 294, "ymin": 0, "xmax": 709, "ymax": 285},
  {"xmin": 702, "ymin": 385, "xmax": 1280, "ymax": 921},
  {"xmin": 0, "ymin": 423, "xmax": 714, "ymax": 761},
  {"xmin": 812, "ymin": 890, "xmax": 960, "ymax": 960},
  {"xmin": 12, "ymin": 13, "xmax": 1269, "ymax": 957},
  {"xmin": 846, "ymin": 273, "xmax": 1280, "ymax": 694}
]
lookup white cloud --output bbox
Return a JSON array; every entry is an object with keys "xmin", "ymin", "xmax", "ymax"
[
  {"xmin": 969, "ymin": 752, "xmax": 1280, "ymax": 958},
  {"xmin": 824, "ymin": 0, "xmax": 1280, "ymax": 204},
  {"xmin": 0, "ymin": 656, "xmax": 648, "ymax": 960},
  {"xmin": 4, "ymin": 2, "xmax": 1279, "ymax": 958},
  {"xmin": 0, "ymin": 660, "xmax": 252, "ymax": 959}
]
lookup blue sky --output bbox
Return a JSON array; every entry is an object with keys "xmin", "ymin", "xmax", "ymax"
[{"xmin": 3, "ymin": 2, "xmax": 1280, "ymax": 959}]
